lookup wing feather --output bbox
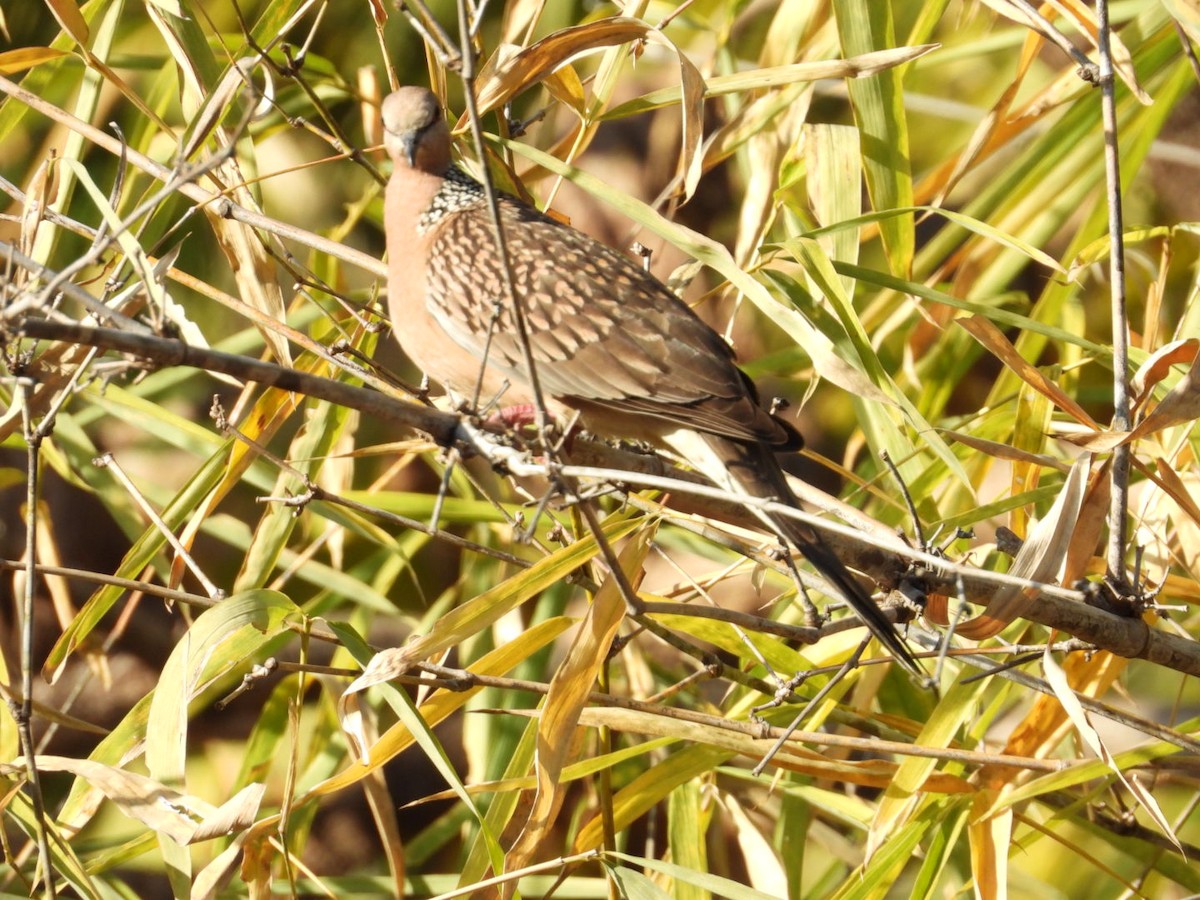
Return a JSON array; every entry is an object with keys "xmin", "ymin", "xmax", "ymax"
[{"xmin": 425, "ymin": 193, "xmax": 798, "ymax": 449}]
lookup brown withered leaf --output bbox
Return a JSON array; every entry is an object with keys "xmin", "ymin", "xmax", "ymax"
[
  {"xmin": 956, "ymin": 455, "xmax": 1091, "ymax": 640},
  {"xmin": 957, "ymin": 314, "xmax": 1099, "ymax": 430},
  {"xmin": 471, "ymin": 17, "xmax": 705, "ymax": 198}
]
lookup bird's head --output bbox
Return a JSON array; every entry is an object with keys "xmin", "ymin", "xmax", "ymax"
[{"xmin": 381, "ymin": 87, "xmax": 451, "ymax": 173}]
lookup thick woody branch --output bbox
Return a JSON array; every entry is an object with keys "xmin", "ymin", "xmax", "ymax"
[
  {"xmin": 15, "ymin": 319, "xmax": 459, "ymax": 447},
  {"xmin": 11, "ymin": 318, "xmax": 1200, "ymax": 677}
]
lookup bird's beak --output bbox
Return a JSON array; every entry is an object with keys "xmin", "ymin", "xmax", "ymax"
[
  {"xmin": 402, "ymin": 134, "xmax": 419, "ymax": 169},
  {"xmin": 384, "ymin": 125, "xmax": 421, "ymax": 169}
]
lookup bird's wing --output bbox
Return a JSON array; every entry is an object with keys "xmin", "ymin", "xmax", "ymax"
[{"xmin": 424, "ymin": 196, "xmax": 797, "ymax": 448}]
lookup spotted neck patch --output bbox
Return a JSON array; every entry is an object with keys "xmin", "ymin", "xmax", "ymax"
[{"xmin": 416, "ymin": 166, "xmax": 485, "ymax": 234}]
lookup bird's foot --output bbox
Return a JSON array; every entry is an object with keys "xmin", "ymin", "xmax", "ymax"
[
  {"xmin": 484, "ymin": 405, "xmax": 583, "ymax": 456},
  {"xmin": 484, "ymin": 403, "xmax": 540, "ymax": 431}
]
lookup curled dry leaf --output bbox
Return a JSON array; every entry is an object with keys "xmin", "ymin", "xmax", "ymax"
[
  {"xmin": 1058, "ymin": 429, "xmax": 1131, "ymax": 453},
  {"xmin": 956, "ymin": 454, "xmax": 1091, "ymax": 640},
  {"xmin": 1059, "ymin": 339, "xmax": 1200, "ymax": 451},
  {"xmin": 1131, "ymin": 338, "xmax": 1198, "ymax": 407},
  {"xmin": 473, "ymin": 18, "xmax": 657, "ymax": 115},
  {"xmin": 1162, "ymin": 0, "xmax": 1200, "ymax": 43},
  {"xmin": 1129, "ymin": 341, "xmax": 1200, "ymax": 439},
  {"xmin": 5, "ymin": 756, "xmax": 263, "ymax": 845},
  {"xmin": 604, "ymin": 45, "xmax": 940, "ymax": 119},
  {"xmin": 1042, "ymin": 649, "xmax": 1182, "ymax": 854},
  {"xmin": 1150, "ymin": 460, "xmax": 1200, "ymax": 532},
  {"xmin": 979, "ymin": 0, "xmax": 1150, "ymax": 103},
  {"xmin": 20, "ymin": 151, "xmax": 59, "ymax": 255},
  {"xmin": 202, "ymin": 185, "xmax": 292, "ymax": 367},
  {"xmin": 1134, "ymin": 459, "xmax": 1200, "ymax": 595},
  {"xmin": 470, "ymin": 16, "xmax": 705, "ymax": 198},
  {"xmin": 504, "ymin": 529, "xmax": 651, "ymax": 880},
  {"xmin": 926, "ymin": 41, "xmax": 1031, "ymax": 209},
  {"xmin": 340, "ymin": 643, "xmax": 423, "ymax": 764},
  {"xmin": 939, "ymin": 428, "xmax": 1073, "ymax": 473}
]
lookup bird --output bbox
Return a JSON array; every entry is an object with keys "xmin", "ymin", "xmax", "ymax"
[{"xmin": 380, "ymin": 86, "xmax": 923, "ymax": 678}]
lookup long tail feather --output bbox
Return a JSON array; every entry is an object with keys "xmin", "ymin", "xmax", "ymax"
[{"xmin": 663, "ymin": 429, "xmax": 925, "ymax": 678}]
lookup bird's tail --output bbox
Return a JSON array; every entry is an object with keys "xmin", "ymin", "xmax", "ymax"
[{"xmin": 664, "ymin": 429, "xmax": 925, "ymax": 678}]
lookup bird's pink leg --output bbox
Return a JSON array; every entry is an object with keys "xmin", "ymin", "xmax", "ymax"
[
  {"xmin": 484, "ymin": 404, "xmax": 583, "ymax": 453},
  {"xmin": 484, "ymin": 403, "xmax": 540, "ymax": 430}
]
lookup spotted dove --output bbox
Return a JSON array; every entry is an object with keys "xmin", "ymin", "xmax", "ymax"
[{"xmin": 381, "ymin": 86, "xmax": 923, "ymax": 678}]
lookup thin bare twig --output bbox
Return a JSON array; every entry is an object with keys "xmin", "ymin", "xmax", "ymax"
[
  {"xmin": 399, "ymin": 0, "xmax": 462, "ymax": 68},
  {"xmin": 210, "ymin": 403, "xmax": 547, "ymax": 572},
  {"xmin": 1005, "ymin": 0, "xmax": 1101, "ymax": 78},
  {"xmin": 93, "ymin": 453, "xmax": 225, "ymax": 600},
  {"xmin": 1096, "ymin": 0, "xmax": 1133, "ymax": 592},
  {"xmin": 0, "ymin": 242, "xmax": 152, "ymax": 333},
  {"xmin": 14, "ymin": 381, "xmax": 57, "ymax": 899},
  {"xmin": 0, "ymin": 73, "xmax": 384, "ymax": 279},
  {"xmin": 449, "ymin": 1, "xmax": 554, "ymax": 441},
  {"xmin": 751, "ymin": 639, "xmax": 868, "ymax": 775},
  {"xmin": 1173, "ymin": 19, "xmax": 1200, "ymax": 82},
  {"xmin": 415, "ymin": 662, "xmax": 1069, "ymax": 773},
  {"xmin": 881, "ymin": 448, "xmax": 925, "ymax": 550}
]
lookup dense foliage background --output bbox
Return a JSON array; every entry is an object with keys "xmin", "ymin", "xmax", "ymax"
[{"xmin": 2, "ymin": 0, "xmax": 1200, "ymax": 897}]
